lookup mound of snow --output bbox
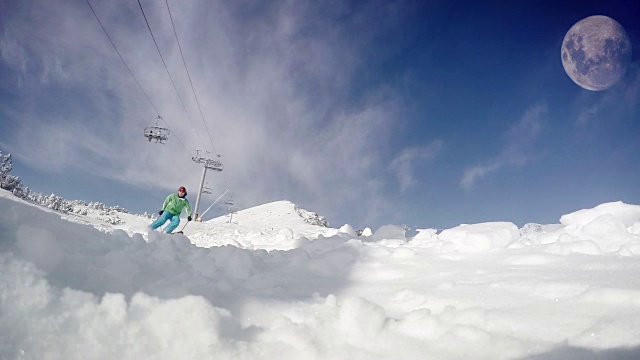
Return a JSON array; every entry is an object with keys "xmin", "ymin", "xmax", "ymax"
[
  {"xmin": 338, "ymin": 224, "xmax": 358, "ymax": 237},
  {"xmin": 438, "ymin": 222, "xmax": 519, "ymax": 252},
  {"xmin": 519, "ymin": 223, "xmax": 543, "ymax": 238},
  {"xmin": 371, "ymin": 225, "xmax": 407, "ymax": 242},
  {"xmin": 561, "ymin": 214, "xmax": 638, "ymax": 253},
  {"xmin": 208, "ymin": 201, "xmax": 326, "ymax": 229},
  {"xmin": 553, "ymin": 202, "xmax": 640, "ymax": 253},
  {"xmin": 410, "ymin": 228, "xmax": 438, "ymax": 242},
  {"xmin": 560, "ymin": 201, "xmax": 640, "ymax": 227},
  {"xmin": 190, "ymin": 201, "xmax": 336, "ymax": 251}
]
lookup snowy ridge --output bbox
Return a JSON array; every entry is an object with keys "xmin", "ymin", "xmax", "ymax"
[
  {"xmin": 208, "ymin": 200, "xmax": 324, "ymax": 228},
  {"xmin": 294, "ymin": 204, "xmax": 329, "ymax": 227},
  {"xmin": 190, "ymin": 200, "xmax": 336, "ymax": 251}
]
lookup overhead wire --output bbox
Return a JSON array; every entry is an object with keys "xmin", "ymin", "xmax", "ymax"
[
  {"xmin": 85, "ymin": 0, "xmax": 234, "ymax": 214},
  {"xmin": 137, "ymin": 0, "xmax": 207, "ymax": 150},
  {"xmin": 84, "ymin": 0, "xmax": 190, "ymax": 154},
  {"xmin": 164, "ymin": 0, "xmax": 219, "ymax": 157},
  {"xmin": 164, "ymin": 0, "xmax": 233, "ymax": 193}
]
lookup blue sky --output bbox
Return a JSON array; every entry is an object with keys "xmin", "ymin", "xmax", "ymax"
[{"xmin": 1, "ymin": 0, "xmax": 639, "ymax": 230}]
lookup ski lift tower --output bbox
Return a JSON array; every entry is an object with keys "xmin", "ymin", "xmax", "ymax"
[{"xmin": 192, "ymin": 149, "xmax": 223, "ymax": 220}]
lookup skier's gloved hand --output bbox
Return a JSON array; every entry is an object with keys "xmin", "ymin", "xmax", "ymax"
[
  {"xmin": 187, "ymin": 216, "xmax": 192, "ymax": 221},
  {"xmin": 159, "ymin": 210, "xmax": 164, "ymax": 215}
]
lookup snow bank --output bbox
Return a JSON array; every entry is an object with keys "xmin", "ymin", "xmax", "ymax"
[
  {"xmin": 560, "ymin": 201, "xmax": 640, "ymax": 227},
  {"xmin": 410, "ymin": 228, "xmax": 438, "ymax": 242},
  {"xmin": 338, "ymin": 224, "xmax": 358, "ymax": 237},
  {"xmin": 554, "ymin": 202, "xmax": 640, "ymax": 253},
  {"xmin": 371, "ymin": 225, "xmax": 406, "ymax": 242},
  {"xmin": 438, "ymin": 222, "xmax": 520, "ymax": 252},
  {"xmin": 458, "ymin": 202, "xmax": 640, "ymax": 254},
  {"xmin": 0, "ymin": 255, "xmax": 230, "ymax": 359},
  {"xmin": 3, "ymin": 192, "xmax": 640, "ymax": 360}
]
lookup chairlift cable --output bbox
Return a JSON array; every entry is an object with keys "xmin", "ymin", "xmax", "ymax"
[
  {"xmin": 85, "ymin": 0, "xmax": 159, "ymax": 116},
  {"xmin": 84, "ymin": 0, "xmax": 190, "ymax": 154},
  {"xmin": 165, "ymin": 0, "xmax": 233, "ymax": 193},
  {"xmin": 137, "ymin": 0, "xmax": 206, "ymax": 150},
  {"xmin": 165, "ymin": 0, "xmax": 218, "ymax": 156}
]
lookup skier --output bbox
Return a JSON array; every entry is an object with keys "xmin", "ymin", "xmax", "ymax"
[{"xmin": 150, "ymin": 186, "xmax": 193, "ymax": 233}]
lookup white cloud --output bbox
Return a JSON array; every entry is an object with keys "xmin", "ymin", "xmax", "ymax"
[
  {"xmin": 390, "ymin": 140, "xmax": 443, "ymax": 192},
  {"xmin": 460, "ymin": 103, "xmax": 546, "ymax": 190},
  {"xmin": 0, "ymin": 0, "xmax": 413, "ymax": 227},
  {"xmin": 460, "ymin": 161, "xmax": 501, "ymax": 191},
  {"xmin": 575, "ymin": 64, "xmax": 640, "ymax": 127}
]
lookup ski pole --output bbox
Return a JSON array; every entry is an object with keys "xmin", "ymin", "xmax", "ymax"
[{"xmin": 175, "ymin": 219, "xmax": 190, "ymax": 234}]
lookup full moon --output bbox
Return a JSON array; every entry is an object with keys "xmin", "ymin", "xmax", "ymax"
[{"xmin": 561, "ymin": 15, "xmax": 632, "ymax": 91}]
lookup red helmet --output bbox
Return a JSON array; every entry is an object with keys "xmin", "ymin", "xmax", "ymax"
[{"xmin": 178, "ymin": 186, "xmax": 187, "ymax": 195}]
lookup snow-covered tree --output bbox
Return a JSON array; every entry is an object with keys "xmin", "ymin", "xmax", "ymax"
[
  {"xmin": 2, "ymin": 174, "xmax": 22, "ymax": 192},
  {"xmin": 45, "ymin": 194, "xmax": 73, "ymax": 213},
  {"xmin": 295, "ymin": 205, "xmax": 329, "ymax": 227},
  {"xmin": 142, "ymin": 212, "xmax": 157, "ymax": 220},
  {"xmin": 0, "ymin": 152, "xmax": 23, "ymax": 193},
  {"xmin": 102, "ymin": 215, "xmax": 123, "ymax": 225},
  {"xmin": 0, "ymin": 152, "xmax": 11, "ymax": 177},
  {"xmin": 11, "ymin": 183, "xmax": 25, "ymax": 198},
  {"xmin": 0, "ymin": 151, "xmax": 140, "ymax": 217}
]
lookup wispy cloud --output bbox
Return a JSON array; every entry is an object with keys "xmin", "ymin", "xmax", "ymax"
[
  {"xmin": 390, "ymin": 140, "xmax": 443, "ymax": 192},
  {"xmin": 460, "ymin": 103, "xmax": 546, "ymax": 190},
  {"xmin": 459, "ymin": 161, "xmax": 502, "ymax": 191},
  {"xmin": 0, "ymin": 0, "xmax": 418, "ymax": 227},
  {"xmin": 575, "ymin": 64, "xmax": 640, "ymax": 127}
]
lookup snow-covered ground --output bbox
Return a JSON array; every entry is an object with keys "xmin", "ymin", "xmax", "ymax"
[{"xmin": 1, "ymin": 189, "xmax": 640, "ymax": 359}]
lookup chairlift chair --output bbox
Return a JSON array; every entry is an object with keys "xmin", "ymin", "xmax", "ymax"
[
  {"xmin": 144, "ymin": 116, "xmax": 170, "ymax": 144},
  {"xmin": 144, "ymin": 126, "xmax": 170, "ymax": 143}
]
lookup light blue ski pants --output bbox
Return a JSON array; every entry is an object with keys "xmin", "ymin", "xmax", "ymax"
[{"xmin": 150, "ymin": 211, "xmax": 181, "ymax": 233}]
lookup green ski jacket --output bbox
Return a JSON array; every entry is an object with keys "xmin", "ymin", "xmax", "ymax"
[{"xmin": 162, "ymin": 193, "xmax": 192, "ymax": 217}]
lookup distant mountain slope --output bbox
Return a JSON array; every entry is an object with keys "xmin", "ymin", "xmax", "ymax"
[
  {"xmin": 192, "ymin": 201, "xmax": 336, "ymax": 250},
  {"xmin": 208, "ymin": 200, "xmax": 327, "ymax": 229}
]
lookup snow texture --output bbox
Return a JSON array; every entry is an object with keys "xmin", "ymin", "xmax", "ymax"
[{"xmin": 1, "ymin": 190, "xmax": 640, "ymax": 359}]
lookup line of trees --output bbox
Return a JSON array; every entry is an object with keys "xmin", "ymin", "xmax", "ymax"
[
  {"xmin": 0, "ymin": 151, "xmax": 133, "ymax": 215},
  {"xmin": 1, "ymin": 151, "xmax": 77, "ymax": 212}
]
